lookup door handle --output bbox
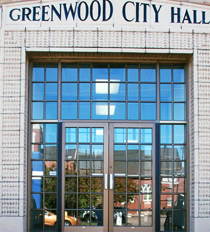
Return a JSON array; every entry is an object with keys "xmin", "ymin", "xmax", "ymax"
[
  {"xmin": 110, "ymin": 174, "xmax": 114, "ymax": 190},
  {"xmin": 104, "ymin": 174, "xmax": 108, "ymax": 190}
]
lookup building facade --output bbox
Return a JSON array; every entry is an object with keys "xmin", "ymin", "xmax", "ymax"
[{"xmin": 0, "ymin": 0, "xmax": 210, "ymax": 231}]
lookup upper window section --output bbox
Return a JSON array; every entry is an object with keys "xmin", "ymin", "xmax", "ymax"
[{"xmin": 31, "ymin": 63, "xmax": 186, "ymax": 121}]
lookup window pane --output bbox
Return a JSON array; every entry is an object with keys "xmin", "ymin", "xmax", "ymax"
[
  {"xmin": 141, "ymin": 103, "xmax": 156, "ymax": 120},
  {"xmin": 79, "ymin": 128, "xmax": 90, "ymax": 143},
  {"xmin": 92, "ymin": 64, "xmax": 108, "ymax": 81},
  {"xmin": 127, "ymin": 128, "xmax": 139, "ymax": 143},
  {"xmin": 78, "ymin": 145, "xmax": 90, "ymax": 159},
  {"xmin": 110, "ymin": 102, "xmax": 126, "ymax": 120},
  {"xmin": 33, "ymin": 83, "xmax": 44, "ymax": 100},
  {"xmin": 114, "ymin": 128, "xmax": 126, "ymax": 143},
  {"xmin": 45, "ymin": 145, "xmax": 57, "ymax": 160},
  {"xmin": 92, "ymin": 83, "xmax": 108, "ymax": 100},
  {"xmin": 32, "ymin": 161, "xmax": 44, "ymax": 176},
  {"xmin": 127, "ymin": 64, "xmax": 139, "ymax": 82},
  {"xmin": 79, "ymin": 102, "xmax": 90, "ymax": 119},
  {"xmin": 140, "ymin": 65, "xmax": 156, "ymax": 82},
  {"xmin": 127, "ymin": 84, "xmax": 139, "ymax": 101},
  {"xmin": 160, "ymin": 145, "xmax": 172, "ymax": 160},
  {"xmin": 174, "ymin": 125, "xmax": 185, "ymax": 144},
  {"xmin": 160, "ymin": 125, "xmax": 172, "ymax": 144},
  {"xmin": 92, "ymin": 102, "xmax": 108, "ymax": 120},
  {"xmin": 110, "ymin": 83, "xmax": 125, "ymax": 101},
  {"xmin": 46, "ymin": 64, "xmax": 58, "ymax": 81},
  {"xmin": 141, "ymin": 145, "xmax": 152, "ymax": 160},
  {"xmin": 114, "ymin": 145, "xmax": 126, "ymax": 160},
  {"xmin": 62, "ymin": 64, "xmax": 78, "ymax": 82},
  {"xmin": 160, "ymin": 65, "xmax": 172, "ymax": 82},
  {"xmin": 92, "ymin": 128, "xmax": 104, "ymax": 143},
  {"xmin": 46, "ymin": 102, "xmax": 57, "ymax": 119},
  {"xmin": 32, "ymin": 102, "xmax": 44, "ymax": 119},
  {"xmin": 46, "ymin": 83, "xmax": 57, "ymax": 100},
  {"xmin": 174, "ymin": 145, "xmax": 186, "ymax": 160},
  {"xmin": 65, "ymin": 144, "xmax": 77, "ymax": 160},
  {"xmin": 174, "ymin": 103, "xmax": 185, "ymax": 120},
  {"xmin": 31, "ymin": 194, "xmax": 43, "ymax": 208},
  {"xmin": 174, "ymin": 84, "xmax": 185, "ymax": 102},
  {"xmin": 66, "ymin": 128, "xmax": 77, "ymax": 143},
  {"xmin": 127, "ymin": 145, "xmax": 139, "ymax": 160},
  {"xmin": 33, "ymin": 65, "xmax": 44, "ymax": 81},
  {"xmin": 32, "ymin": 124, "xmax": 44, "ymax": 143},
  {"xmin": 79, "ymin": 83, "xmax": 90, "ymax": 100},
  {"xmin": 32, "ymin": 177, "xmax": 43, "ymax": 192},
  {"xmin": 62, "ymin": 83, "xmax": 77, "ymax": 100},
  {"xmin": 173, "ymin": 66, "xmax": 185, "ymax": 82},
  {"xmin": 160, "ymin": 103, "xmax": 172, "ymax": 121},
  {"xmin": 141, "ymin": 129, "xmax": 152, "ymax": 144},
  {"xmin": 32, "ymin": 144, "xmax": 44, "ymax": 159},
  {"xmin": 161, "ymin": 162, "xmax": 173, "ymax": 176},
  {"xmin": 61, "ymin": 102, "xmax": 77, "ymax": 120},
  {"xmin": 79, "ymin": 64, "xmax": 91, "ymax": 81},
  {"xmin": 127, "ymin": 103, "xmax": 139, "ymax": 120},
  {"xmin": 110, "ymin": 64, "xmax": 125, "ymax": 82},
  {"xmin": 141, "ymin": 84, "xmax": 156, "ymax": 101},
  {"xmin": 45, "ymin": 124, "xmax": 57, "ymax": 143},
  {"xmin": 92, "ymin": 145, "xmax": 103, "ymax": 159},
  {"xmin": 160, "ymin": 84, "xmax": 172, "ymax": 101}
]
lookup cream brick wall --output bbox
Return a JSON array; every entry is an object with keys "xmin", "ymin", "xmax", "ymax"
[{"xmin": 0, "ymin": 6, "xmax": 210, "ymax": 232}]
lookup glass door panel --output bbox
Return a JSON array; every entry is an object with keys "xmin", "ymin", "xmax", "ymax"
[
  {"xmin": 63, "ymin": 123, "xmax": 108, "ymax": 232},
  {"xmin": 109, "ymin": 124, "xmax": 155, "ymax": 232}
]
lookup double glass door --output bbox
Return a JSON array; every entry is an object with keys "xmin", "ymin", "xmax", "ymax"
[{"xmin": 62, "ymin": 123, "xmax": 155, "ymax": 232}]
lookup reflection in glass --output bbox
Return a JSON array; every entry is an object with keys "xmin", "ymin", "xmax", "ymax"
[
  {"xmin": 45, "ymin": 193, "xmax": 57, "ymax": 209},
  {"xmin": 174, "ymin": 194, "xmax": 185, "ymax": 209},
  {"xmin": 160, "ymin": 178, "xmax": 173, "ymax": 193},
  {"xmin": 128, "ymin": 162, "xmax": 139, "ymax": 175},
  {"xmin": 127, "ymin": 177, "xmax": 139, "ymax": 193},
  {"xmin": 127, "ymin": 211, "xmax": 139, "ymax": 226},
  {"xmin": 79, "ymin": 102, "xmax": 90, "ymax": 119},
  {"xmin": 174, "ymin": 103, "xmax": 185, "ymax": 121},
  {"xmin": 64, "ymin": 211, "xmax": 79, "ymax": 226},
  {"xmin": 160, "ymin": 145, "xmax": 172, "ymax": 160},
  {"xmin": 92, "ymin": 102, "xmax": 108, "ymax": 120},
  {"xmin": 141, "ymin": 129, "xmax": 152, "ymax": 143},
  {"xmin": 127, "ymin": 128, "xmax": 139, "ymax": 143},
  {"xmin": 79, "ymin": 161, "xmax": 90, "ymax": 175},
  {"xmin": 45, "ymin": 145, "xmax": 57, "ymax": 160},
  {"xmin": 141, "ymin": 195, "xmax": 152, "ymax": 209},
  {"xmin": 114, "ymin": 128, "xmax": 126, "ymax": 143},
  {"xmin": 174, "ymin": 146, "xmax": 185, "ymax": 160},
  {"xmin": 160, "ymin": 195, "xmax": 172, "ymax": 209},
  {"xmin": 110, "ymin": 64, "xmax": 125, "ymax": 82},
  {"xmin": 92, "ymin": 161, "xmax": 103, "ymax": 174},
  {"xmin": 78, "ymin": 194, "xmax": 90, "ymax": 209},
  {"xmin": 173, "ymin": 66, "xmax": 185, "ymax": 83},
  {"xmin": 127, "ymin": 84, "xmax": 139, "ymax": 101},
  {"xmin": 160, "ymin": 84, "xmax": 172, "ymax": 101},
  {"xmin": 45, "ymin": 161, "xmax": 57, "ymax": 176},
  {"xmin": 32, "ymin": 177, "xmax": 43, "ymax": 192},
  {"xmin": 127, "ymin": 145, "xmax": 139, "ymax": 160},
  {"xmin": 160, "ymin": 211, "xmax": 172, "ymax": 231},
  {"xmin": 160, "ymin": 65, "xmax": 172, "ymax": 82},
  {"xmin": 78, "ymin": 145, "xmax": 90, "ymax": 159},
  {"xmin": 78, "ymin": 177, "xmax": 90, "ymax": 192},
  {"xmin": 140, "ymin": 65, "xmax": 156, "ymax": 82},
  {"xmin": 33, "ymin": 66, "xmax": 44, "ymax": 81},
  {"xmin": 65, "ymin": 144, "xmax": 77, "ymax": 160},
  {"xmin": 127, "ymin": 64, "xmax": 139, "ymax": 82},
  {"xmin": 92, "ymin": 64, "xmax": 108, "ymax": 81},
  {"xmin": 174, "ymin": 162, "xmax": 185, "ymax": 176},
  {"xmin": 160, "ymin": 103, "xmax": 172, "ymax": 121},
  {"xmin": 114, "ymin": 194, "xmax": 126, "ymax": 207},
  {"xmin": 161, "ymin": 162, "xmax": 173, "ymax": 176},
  {"xmin": 33, "ymin": 83, "xmax": 44, "ymax": 100},
  {"xmin": 92, "ymin": 194, "xmax": 103, "ymax": 208},
  {"xmin": 173, "ymin": 210, "xmax": 186, "ymax": 231},
  {"xmin": 79, "ymin": 83, "xmax": 90, "ymax": 100},
  {"xmin": 141, "ymin": 103, "xmax": 156, "ymax": 120},
  {"xmin": 79, "ymin": 128, "xmax": 90, "ymax": 143},
  {"xmin": 65, "ymin": 177, "xmax": 77, "ymax": 192},
  {"xmin": 114, "ymin": 145, "xmax": 126, "ymax": 160},
  {"xmin": 110, "ymin": 83, "xmax": 125, "ymax": 101},
  {"xmin": 174, "ymin": 125, "xmax": 185, "ymax": 144},
  {"xmin": 66, "ymin": 128, "xmax": 77, "ymax": 143},
  {"xmin": 92, "ymin": 83, "xmax": 108, "ymax": 100},
  {"xmin": 141, "ymin": 84, "xmax": 156, "ymax": 101},
  {"xmin": 141, "ymin": 145, "xmax": 152, "ymax": 160},
  {"xmin": 32, "ymin": 144, "xmax": 44, "ymax": 159},
  {"xmin": 46, "ymin": 83, "xmax": 57, "ymax": 100},
  {"xmin": 32, "ymin": 161, "xmax": 43, "ymax": 176},
  {"xmin": 114, "ymin": 177, "xmax": 126, "ymax": 193},
  {"xmin": 160, "ymin": 125, "xmax": 172, "ymax": 144},
  {"xmin": 92, "ymin": 145, "xmax": 103, "ymax": 159},
  {"xmin": 44, "ymin": 210, "xmax": 57, "ymax": 230},
  {"xmin": 62, "ymin": 64, "xmax": 78, "ymax": 82},
  {"xmin": 174, "ymin": 84, "xmax": 185, "ymax": 102},
  {"xmin": 45, "ymin": 124, "xmax": 57, "ymax": 143},
  {"xmin": 140, "ymin": 211, "xmax": 152, "ymax": 226},
  {"xmin": 79, "ymin": 64, "xmax": 91, "ymax": 81},
  {"xmin": 45, "ymin": 177, "xmax": 57, "ymax": 192},
  {"xmin": 92, "ymin": 178, "xmax": 103, "ymax": 192},
  {"xmin": 62, "ymin": 102, "xmax": 77, "ymax": 120},
  {"xmin": 32, "ymin": 102, "xmax": 44, "ymax": 119},
  {"xmin": 92, "ymin": 128, "xmax": 103, "ymax": 143},
  {"xmin": 140, "ymin": 178, "xmax": 152, "ymax": 192},
  {"xmin": 31, "ymin": 193, "xmax": 43, "ymax": 208},
  {"xmin": 62, "ymin": 83, "xmax": 77, "ymax": 100},
  {"xmin": 174, "ymin": 178, "xmax": 185, "ymax": 193},
  {"xmin": 46, "ymin": 102, "xmax": 57, "ymax": 119},
  {"xmin": 32, "ymin": 124, "xmax": 44, "ymax": 143},
  {"xmin": 114, "ymin": 161, "xmax": 126, "ymax": 174},
  {"xmin": 110, "ymin": 102, "xmax": 126, "ymax": 120},
  {"xmin": 65, "ymin": 161, "xmax": 77, "ymax": 175},
  {"xmin": 114, "ymin": 209, "xmax": 126, "ymax": 226},
  {"xmin": 128, "ymin": 103, "xmax": 139, "ymax": 120},
  {"xmin": 30, "ymin": 210, "xmax": 43, "ymax": 230},
  {"xmin": 46, "ymin": 64, "xmax": 58, "ymax": 81},
  {"xmin": 127, "ymin": 194, "xmax": 139, "ymax": 209},
  {"xmin": 140, "ymin": 162, "xmax": 152, "ymax": 176},
  {"xmin": 65, "ymin": 194, "xmax": 77, "ymax": 209}
]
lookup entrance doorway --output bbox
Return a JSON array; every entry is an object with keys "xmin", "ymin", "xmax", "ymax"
[{"xmin": 62, "ymin": 123, "xmax": 155, "ymax": 232}]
